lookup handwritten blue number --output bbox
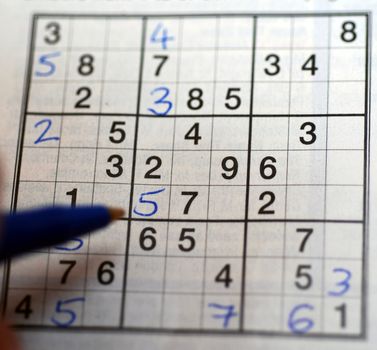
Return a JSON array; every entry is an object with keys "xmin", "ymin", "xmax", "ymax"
[
  {"xmin": 133, "ymin": 188, "xmax": 165, "ymax": 217},
  {"xmin": 328, "ymin": 268, "xmax": 352, "ymax": 297},
  {"xmin": 50, "ymin": 297, "xmax": 85, "ymax": 328},
  {"xmin": 34, "ymin": 119, "xmax": 60, "ymax": 144},
  {"xmin": 208, "ymin": 303, "xmax": 237, "ymax": 329},
  {"xmin": 148, "ymin": 87, "xmax": 172, "ymax": 116},
  {"xmin": 150, "ymin": 23, "xmax": 174, "ymax": 50},
  {"xmin": 288, "ymin": 304, "xmax": 314, "ymax": 334},
  {"xmin": 54, "ymin": 238, "xmax": 83, "ymax": 251},
  {"xmin": 35, "ymin": 51, "xmax": 60, "ymax": 77}
]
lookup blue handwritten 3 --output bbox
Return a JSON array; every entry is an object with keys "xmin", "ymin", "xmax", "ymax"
[
  {"xmin": 328, "ymin": 268, "xmax": 352, "ymax": 297},
  {"xmin": 147, "ymin": 87, "xmax": 172, "ymax": 116}
]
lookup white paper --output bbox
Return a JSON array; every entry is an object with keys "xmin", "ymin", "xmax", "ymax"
[{"xmin": 0, "ymin": 1, "xmax": 376, "ymax": 349}]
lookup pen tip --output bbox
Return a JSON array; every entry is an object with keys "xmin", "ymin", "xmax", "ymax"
[{"xmin": 108, "ymin": 207, "xmax": 125, "ymax": 221}]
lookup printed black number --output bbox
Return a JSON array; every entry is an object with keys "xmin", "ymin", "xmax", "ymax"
[
  {"xmin": 139, "ymin": 227, "xmax": 157, "ymax": 251},
  {"xmin": 301, "ymin": 54, "xmax": 318, "ymax": 76},
  {"xmin": 295, "ymin": 265, "xmax": 312, "ymax": 290},
  {"xmin": 335, "ymin": 303, "xmax": 347, "ymax": 328},
  {"xmin": 300, "ymin": 122, "xmax": 316, "ymax": 145},
  {"xmin": 341, "ymin": 21, "xmax": 357, "ymax": 43},
  {"xmin": 78, "ymin": 54, "xmax": 94, "ymax": 76},
  {"xmin": 75, "ymin": 87, "xmax": 91, "ymax": 109},
  {"xmin": 145, "ymin": 156, "xmax": 162, "ymax": 179},
  {"xmin": 181, "ymin": 191, "xmax": 198, "ymax": 214},
  {"xmin": 258, "ymin": 191, "xmax": 275, "ymax": 215},
  {"xmin": 153, "ymin": 55, "xmax": 169, "ymax": 76},
  {"xmin": 15, "ymin": 295, "xmax": 33, "ymax": 319},
  {"xmin": 178, "ymin": 228, "xmax": 196, "ymax": 252},
  {"xmin": 264, "ymin": 54, "xmax": 280, "ymax": 76},
  {"xmin": 225, "ymin": 88, "xmax": 241, "ymax": 110},
  {"xmin": 109, "ymin": 121, "xmax": 126, "ymax": 144},
  {"xmin": 297, "ymin": 228, "xmax": 313, "ymax": 253},
  {"xmin": 97, "ymin": 261, "xmax": 115, "ymax": 285},
  {"xmin": 66, "ymin": 188, "xmax": 77, "ymax": 208},
  {"xmin": 59, "ymin": 260, "xmax": 76, "ymax": 284},
  {"xmin": 215, "ymin": 264, "xmax": 233, "ymax": 288},
  {"xmin": 260, "ymin": 156, "xmax": 277, "ymax": 180},
  {"xmin": 187, "ymin": 88, "xmax": 203, "ymax": 110},
  {"xmin": 44, "ymin": 22, "xmax": 60, "ymax": 45},
  {"xmin": 106, "ymin": 154, "xmax": 123, "ymax": 178},
  {"xmin": 184, "ymin": 123, "xmax": 202, "ymax": 145},
  {"xmin": 221, "ymin": 156, "xmax": 238, "ymax": 180}
]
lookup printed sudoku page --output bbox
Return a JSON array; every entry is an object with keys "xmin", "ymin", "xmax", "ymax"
[{"xmin": 1, "ymin": 13, "xmax": 369, "ymax": 338}]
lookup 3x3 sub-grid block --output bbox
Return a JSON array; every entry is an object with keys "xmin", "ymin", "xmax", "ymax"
[
  {"xmin": 6, "ymin": 254, "xmax": 49, "ymax": 325},
  {"xmin": 202, "ymin": 223, "xmax": 244, "ymax": 330},
  {"xmin": 326, "ymin": 150, "xmax": 363, "ymax": 221},
  {"xmin": 124, "ymin": 221, "xmax": 168, "ymax": 328},
  {"xmin": 244, "ymin": 226, "xmax": 284, "ymax": 331}
]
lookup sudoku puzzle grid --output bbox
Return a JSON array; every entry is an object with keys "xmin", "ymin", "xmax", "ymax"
[{"xmin": 0, "ymin": 13, "xmax": 370, "ymax": 337}]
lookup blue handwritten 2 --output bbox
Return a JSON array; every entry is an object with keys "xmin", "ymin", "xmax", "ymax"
[
  {"xmin": 34, "ymin": 119, "xmax": 60, "ymax": 144},
  {"xmin": 208, "ymin": 303, "xmax": 237, "ymax": 328},
  {"xmin": 328, "ymin": 268, "xmax": 352, "ymax": 297},
  {"xmin": 50, "ymin": 297, "xmax": 85, "ymax": 328},
  {"xmin": 150, "ymin": 23, "xmax": 174, "ymax": 50},
  {"xmin": 133, "ymin": 188, "xmax": 165, "ymax": 217},
  {"xmin": 35, "ymin": 51, "xmax": 60, "ymax": 77},
  {"xmin": 147, "ymin": 87, "xmax": 172, "ymax": 116}
]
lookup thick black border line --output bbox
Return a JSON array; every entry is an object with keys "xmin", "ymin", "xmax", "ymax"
[{"xmin": 5, "ymin": 13, "xmax": 370, "ymax": 340}]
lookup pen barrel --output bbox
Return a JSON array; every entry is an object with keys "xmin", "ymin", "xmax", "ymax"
[{"xmin": 0, "ymin": 205, "xmax": 111, "ymax": 259}]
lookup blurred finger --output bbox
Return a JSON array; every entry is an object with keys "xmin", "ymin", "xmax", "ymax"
[{"xmin": 0, "ymin": 321, "xmax": 20, "ymax": 350}]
